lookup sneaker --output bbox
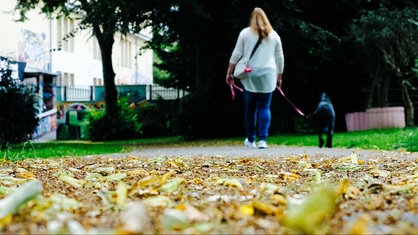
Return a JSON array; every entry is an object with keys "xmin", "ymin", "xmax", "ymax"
[
  {"xmin": 258, "ymin": 140, "xmax": 267, "ymax": 149},
  {"xmin": 244, "ymin": 138, "xmax": 256, "ymax": 148}
]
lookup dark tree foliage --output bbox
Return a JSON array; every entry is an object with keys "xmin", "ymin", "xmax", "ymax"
[
  {"xmin": 0, "ymin": 66, "xmax": 39, "ymax": 149},
  {"xmin": 349, "ymin": 6, "xmax": 418, "ymax": 126},
  {"xmin": 300, "ymin": 0, "xmax": 418, "ymax": 129}
]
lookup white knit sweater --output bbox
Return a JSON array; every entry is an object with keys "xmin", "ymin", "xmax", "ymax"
[{"xmin": 229, "ymin": 27, "xmax": 284, "ymax": 93}]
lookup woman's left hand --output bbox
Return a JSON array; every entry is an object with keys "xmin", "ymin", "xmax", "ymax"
[{"xmin": 277, "ymin": 74, "xmax": 283, "ymax": 88}]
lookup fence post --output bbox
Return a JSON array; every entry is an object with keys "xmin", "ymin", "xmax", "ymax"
[
  {"xmin": 63, "ymin": 86, "xmax": 67, "ymax": 102},
  {"xmin": 90, "ymin": 86, "xmax": 94, "ymax": 101}
]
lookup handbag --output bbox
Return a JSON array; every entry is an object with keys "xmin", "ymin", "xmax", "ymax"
[{"xmin": 233, "ymin": 35, "xmax": 262, "ymax": 79}]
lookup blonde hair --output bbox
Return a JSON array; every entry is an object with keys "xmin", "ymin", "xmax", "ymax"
[{"xmin": 249, "ymin": 7, "xmax": 273, "ymax": 39}]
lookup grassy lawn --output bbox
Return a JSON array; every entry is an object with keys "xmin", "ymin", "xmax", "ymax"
[
  {"xmin": 1, "ymin": 127, "xmax": 418, "ymax": 161},
  {"xmin": 269, "ymin": 127, "xmax": 418, "ymax": 151}
]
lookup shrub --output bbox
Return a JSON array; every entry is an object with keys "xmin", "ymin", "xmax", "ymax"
[
  {"xmin": 0, "ymin": 67, "xmax": 39, "ymax": 149},
  {"xmin": 87, "ymin": 96, "xmax": 142, "ymax": 141},
  {"xmin": 135, "ymin": 99, "xmax": 177, "ymax": 138}
]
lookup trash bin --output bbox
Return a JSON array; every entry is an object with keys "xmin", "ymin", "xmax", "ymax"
[{"xmin": 65, "ymin": 109, "xmax": 87, "ymax": 139}]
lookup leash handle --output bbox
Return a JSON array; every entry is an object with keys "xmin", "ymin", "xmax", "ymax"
[
  {"xmin": 277, "ymin": 86, "xmax": 305, "ymax": 117},
  {"xmin": 230, "ymin": 84, "xmax": 243, "ymax": 100},
  {"xmin": 230, "ymin": 85, "xmax": 236, "ymax": 100}
]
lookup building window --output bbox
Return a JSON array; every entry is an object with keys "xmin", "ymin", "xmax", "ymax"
[
  {"xmin": 93, "ymin": 77, "xmax": 103, "ymax": 85},
  {"xmin": 42, "ymin": 77, "xmax": 54, "ymax": 112},
  {"xmin": 57, "ymin": 17, "xmax": 75, "ymax": 53},
  {"xmin": 120, "ymin": 37, "xmax": 132, "ymax": 68},
  {"xmin": 62, "ymin": 72, "xmax": 74, "ymax": 86}
]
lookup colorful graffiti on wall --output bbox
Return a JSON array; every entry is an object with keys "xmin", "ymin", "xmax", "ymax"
[
  {"xmin": 33, "ymin": 111, "xmax": 57, "ymax": 139},
  {"xmin": 18, "ymin": 29, "xmax": 49, "ymax": 71}
]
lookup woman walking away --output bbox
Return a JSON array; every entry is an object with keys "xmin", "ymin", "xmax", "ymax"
[{"xmin": 226, "ymin": 7, "xmax": 284, "ymax": 149}]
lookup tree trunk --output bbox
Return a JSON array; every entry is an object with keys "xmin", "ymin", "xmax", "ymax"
[
  {"xmin": 97, "ymin": 35, "xmax": 118, "ymax": 115},
  {"xmin": 377, "ymin": 75, "xmax": 391, "ymax": 107},
  {"xmin": 400, "ymin": 79, "xmax": 415, "ymax": 126},
  {"xmin": 366, "ymin": 69, "xmax": 380, "ymax": 108}
]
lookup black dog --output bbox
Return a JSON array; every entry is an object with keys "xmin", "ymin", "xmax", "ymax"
[{"xmin": 307, "ymin": 93, "xmax": 335, "ymax": 148}]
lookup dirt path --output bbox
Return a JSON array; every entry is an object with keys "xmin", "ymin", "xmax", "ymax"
[{"xmin": 107, "ymin": 145, "xmax": 418, "ymax": 162}]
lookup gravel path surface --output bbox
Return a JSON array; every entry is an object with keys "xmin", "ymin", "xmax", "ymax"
[
  {"xmin": 38, "ymin": 132, "xmax": 418, "ymax": 161},
  {"xmin": 107, "ymin": 145, "xmax": 418, "ymax": 162}
]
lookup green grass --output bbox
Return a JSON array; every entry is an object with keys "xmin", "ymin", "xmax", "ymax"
[
  {"xmin": 2, "ymin": 127, "xmax": 418, "ymax": 161},
  {"xmin": 0, "ymin": 136, "xmax": 183, "ymax": 161},
  {"xmin": 269, "ymin": 127, "xmax": 418, "ymax": 151}
]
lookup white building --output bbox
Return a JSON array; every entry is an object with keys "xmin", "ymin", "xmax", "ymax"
[{"xmin": 0, "ymin": 0, "xmax": 153, "ymax": 86}]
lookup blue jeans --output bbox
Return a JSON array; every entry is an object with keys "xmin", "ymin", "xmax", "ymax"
[{"xmin": 243, "ymin": 90, "xmax": 273, "ymax": 143}]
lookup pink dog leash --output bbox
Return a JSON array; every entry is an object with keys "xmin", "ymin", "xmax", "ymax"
[
  {"xmin": 230, "ymin": 84, "xmax": 243, "ymax": 100},
  {"xmin": 229, "ymin": 84, "xmax": 305, "ymax": 117},
  {"xmin": 276, "ymin": 86, "xmax": 305, "ymax": 117}
]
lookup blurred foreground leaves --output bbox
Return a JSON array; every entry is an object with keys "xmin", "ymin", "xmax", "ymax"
[{"xmin": 1, "ymin": 151, "xmax": 418, "ymax": 234}]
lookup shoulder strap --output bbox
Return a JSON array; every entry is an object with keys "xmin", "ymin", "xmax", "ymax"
[{"xmin": 249, "ymin": 35, "xmax": 262, "ymax": 60}]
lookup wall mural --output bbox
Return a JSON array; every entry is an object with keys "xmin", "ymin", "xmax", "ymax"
[
  {"xmin": 33, "ymin": 112, "xmax": 57, "ymax": 140},
  {"xmin": 18, "ymin": 29, "xmax": 49, "ymax": 71}
]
